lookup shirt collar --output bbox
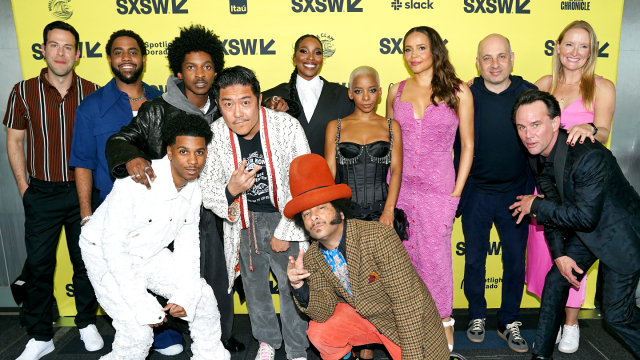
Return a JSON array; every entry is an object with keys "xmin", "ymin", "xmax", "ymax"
[
  {"xmin": 318, "ymin": 220, "xmax": 348, "ymax": 253},
  {"xmin": 152, "ymin": 156, "xmax": 197, "ymax": 203},
  {"xmin": 100, "ymin": 79, "xmax": 158, "ymax": 117},
  {"xmin": 39, "ymin": 67, "xmax": 78, "ymax": 94},
  {"xmin": 540, "ymin": 137, "xmax": 558, "ymax": 165},
  {"xmin": 296, "ymin": 74, "xmax": 323, "ymax": 91}
]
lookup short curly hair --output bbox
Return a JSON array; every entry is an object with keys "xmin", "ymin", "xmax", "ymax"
[
  {"xmin": 166, "ymin": 24, "xmax": 225, "ymax": 76},
  {"xmin": 106, "ymin": 29, "xmax": 147, "ymax": 57},
  {"xmin": 293, "ymin": 198, "xmax": 354, "ymax": 236},
  {"xmin": 161, "ymin": 113, "xmax": 213, "ymax": 147}
]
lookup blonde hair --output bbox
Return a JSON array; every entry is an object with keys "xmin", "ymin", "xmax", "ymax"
[
  {"xmin": 349, "ymin": 66, "xmax": 380, "ymax": 90},
  {"xmin": 549, "ymin": 20, "xmax": 598, "ymax": 112}
]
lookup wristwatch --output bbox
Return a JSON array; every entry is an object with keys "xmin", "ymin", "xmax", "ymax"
[{"xmin": 587, "ymin": 122, "xmax": 598, "ymax": 136}]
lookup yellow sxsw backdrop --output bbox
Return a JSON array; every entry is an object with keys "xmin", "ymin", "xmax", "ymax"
[{"xmin": 11, "ymin": 0, "xmax": 623, "ymax": 315}]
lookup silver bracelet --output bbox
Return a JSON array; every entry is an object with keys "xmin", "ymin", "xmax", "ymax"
[{"xmin": 81, "ymin": 215, "xmax": 92, "ymax": 226}]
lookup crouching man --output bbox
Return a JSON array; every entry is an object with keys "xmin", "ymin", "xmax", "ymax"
[
  {"xmin": 284, "ymin": 154, "xmax": 464, "ymax": 360},
  {"xmin": 79, "ymin": 114, "xmax": 230, "ymax": 360}
]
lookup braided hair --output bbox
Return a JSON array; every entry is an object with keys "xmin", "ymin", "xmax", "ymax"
[{"xmin": 288, "ymin": 35, "xmax": 323, "ymax": 105}]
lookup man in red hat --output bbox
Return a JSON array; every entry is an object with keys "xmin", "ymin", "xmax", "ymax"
[{"xmin": 285, "ymin": 153, "xmax": 459, "ymax": 360}]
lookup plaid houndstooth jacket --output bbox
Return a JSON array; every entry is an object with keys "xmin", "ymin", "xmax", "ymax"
[{"xmin": 295, "ymin": 219, "xmax": 450, "ymax": 360}]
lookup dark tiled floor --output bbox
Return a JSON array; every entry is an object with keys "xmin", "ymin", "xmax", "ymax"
[{"xmin": 0, "ymin": 309, "xmax": 637, "ymax": 360}]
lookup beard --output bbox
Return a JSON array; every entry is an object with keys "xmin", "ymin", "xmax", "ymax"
[
  {"xmin": 111, "ymin": 63, "xmax": 143, "ymax": 84},
  {"xmin": 329, "ymin": 210, "xmax": 343, "ymax": 225}
]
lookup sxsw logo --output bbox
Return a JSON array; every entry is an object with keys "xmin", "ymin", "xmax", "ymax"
[
  {"xmin": 391, "ymin": 0, "xmax": 434, "ymax": 10},
  {"xmin": 230, "ymin": 0, "xmax": 247, "ymax": 14},
  {"xmin": 32, "ymin": 42, "xmax": 102, "ymax": 60},
  {"xmin": 463, "ymin": 0, "xmax": 530, "ymax": 14},
  {"xmin": 544, "ymin": 40, "xmax": 609, "ymax": 58},
  {"xmin": 223, "ymin": 39, "xmax": 276, "ymax": 55},
  {"xmin": 291, "ymin": 0, "xmax": 363, "ymax": 13},
  {"xmin": 455, "ymin": 241, "xmax": 502, "ymax": 256},
  {"xmin": 116, "ymin": 0, "xmax": 188, "ymax": 14},
  {"xmin": 380, "ymin": 37, "xmax": 447, "ymax": 54}
]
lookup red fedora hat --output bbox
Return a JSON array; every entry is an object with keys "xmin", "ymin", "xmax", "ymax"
[{"xmin": 284, "ymin": 154, "xmax": 352, "ymax": 219}]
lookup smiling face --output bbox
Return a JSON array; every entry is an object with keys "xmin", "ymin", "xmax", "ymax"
[
  {"xmin": 167, "ymin": 135, "xmax": 207, "ymax": 187},
  {"xmin": 109, "ymin": 36, "xmax": 145, "ymax": 85},
  {"xmin": 42, "ymin": 29, "xmax": 80, "ymax": 77},
  {"xmin": 177, "ymin": 51, "xmax": 216, "ymax": 100},
  {"xmin": 349, "ymin": 74, "xmax": 381, "ymax": 113},
  {"xmin": 217, "ymin": 84, "xmax": 262, "ymax": 139},
  {"xmin": 404, "ymin": 31, "xmax": 433, "ymax": 74},
  {"xmin": 477, "ymin": 34, "xmax": 514, "ymax": 88},
  {"xmin": 293, "ymin": 37, "xmax": 323, "ymax": 80},
  {"xmin": 515, "ymin": 101, "xmax": 560, "ymax": 157},
  {"xmin": 557, "ymin": 28, "xmax": 591, "ymax": 72},
  {"xmin": 301, "ymin": 202, "xmax": 344, "ymax": 243}
]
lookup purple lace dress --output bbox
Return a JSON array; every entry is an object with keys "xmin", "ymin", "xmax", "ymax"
[{"xmin": 393, "ymin": 79, "xmax": 460, "ymax": 318}]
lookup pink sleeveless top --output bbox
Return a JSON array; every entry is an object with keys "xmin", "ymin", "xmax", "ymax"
[{"xmin": 548, "ymin": 75, "xmax": 600, "ymax": 127}]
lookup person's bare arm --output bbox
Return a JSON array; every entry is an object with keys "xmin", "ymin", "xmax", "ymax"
[
  {"xmin": 386, "ymin": 83, "xmax": 400, "ymax": 119},
  {"xmin": 381, "ymin": 120, "xmax": 403, "ymax": 226},
  {"xmin": 324, "ymin": 120, "xmax": 339, "ymax": 179},
  {"xmin": 75, "ymin": 167, "xmax": 94, "ymax": 221},
  {"xmin": 7, "ymin": 128, "xmax": 28, "ymax": 197},
  {"xmin": 591, "ymin": 77, "xmax": 615, "ymax": 143},
  {"xmin": 451, "ymin": 83, "xmax": 474, "ymax": 197}
]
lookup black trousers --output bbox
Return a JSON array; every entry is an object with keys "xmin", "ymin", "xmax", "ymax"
[
  {"xmin": 533, "ymin": 235, "xmax": 640, "ymax": 357},
  {"xmin": 199, "ymin": 206, "xmax": 234, "ymax": 342},
  {"xmin": 461, "ymin": 185, "xmax": 529, "ymax": 326},
  {"xmin": 22, "ymin": 178, "xmax": 99, "ymax": 341}
]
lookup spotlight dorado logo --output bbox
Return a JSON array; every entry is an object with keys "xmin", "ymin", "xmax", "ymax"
[
  {"xmin": 49, "ymin": 0, "xmax": 73, "ymax": 20},
  {"xmin": 317, "ymin": 33, "xmax": 336, "ymax": 58}
]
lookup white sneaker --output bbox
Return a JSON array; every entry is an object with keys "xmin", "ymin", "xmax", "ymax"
[
  {"xmin": 290, "ymin": 358, "xmax": 307, "ymax": 360},
  {"xmin": 79, "ymin": 324, "xmax": 104, "ymax": 352},
  {"xmin": 555, "ymin": 326, "xmax": 562, "ymax": 344},
  {"xmin": 558, "ymin": 324, "xmax": 580, "ymax": 353},
  {"xmin": 16, "ymin": 338, "xmax": 55, "ymax": 360},
  {"xmin": 154, "ymin": 344, "xmax": 184, "ymax": 356},
  {"xmin": 254, "ymin": 342, "xmax": 275, "ymax": 360}
]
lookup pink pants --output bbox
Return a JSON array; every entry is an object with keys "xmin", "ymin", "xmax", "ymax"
[{"xmin": 307, "ymin": 303, "xmax": 401, "ymax": 360}]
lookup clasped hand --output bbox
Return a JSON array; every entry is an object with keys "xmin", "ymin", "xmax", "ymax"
[
  {"xmin": 509, "ymin": 194, "xmax": 544, "ymax": 224},
  {"xmin": 149, "ymin": 303, "xmax": 186, "ymax": 328}
]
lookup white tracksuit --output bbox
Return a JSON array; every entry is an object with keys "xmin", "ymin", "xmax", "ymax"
[{"xmin": 79, "ymin": 156, "xmax": 229, "ymax": 360}]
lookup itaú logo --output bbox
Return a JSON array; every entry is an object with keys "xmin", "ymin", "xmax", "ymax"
[
  {"xmin": 230, "ymin": 0, "xmax": 247, "ymax": 14},
  {"xmin": 116, "ymin": 0, "xmax": 188, "ymax": 14}
]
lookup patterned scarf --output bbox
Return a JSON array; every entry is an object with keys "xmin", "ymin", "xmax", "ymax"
[{"xmin": 320, "ymin": 238, "xmax": 352, "ymax": 297}]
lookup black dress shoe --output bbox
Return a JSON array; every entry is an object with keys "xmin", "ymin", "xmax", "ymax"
[
  {"xmin": 222, "ymin": 336, "xmax": 245, "ymax": 352},
  {"xmin": 531, "ymin": 355, "xmax": 553, "ymax": 360}
]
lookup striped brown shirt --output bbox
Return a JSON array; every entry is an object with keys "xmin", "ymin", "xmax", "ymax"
[{"xmin": 3, "ymin": 68, "xmax": 99, "ymax": 182}]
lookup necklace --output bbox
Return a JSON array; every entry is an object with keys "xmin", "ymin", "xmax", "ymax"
[
  {"xmin": 176, "ymin": 182, "xmax": 188, "ymax": 191},
  {"xmin": 129, "ymin": 90, "xmax": 146, "ymax": 102}
]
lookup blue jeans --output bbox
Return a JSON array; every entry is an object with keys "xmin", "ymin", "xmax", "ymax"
[{"xmin": 461, "ymin": 184, "xmax": 529, "ymax": 326}]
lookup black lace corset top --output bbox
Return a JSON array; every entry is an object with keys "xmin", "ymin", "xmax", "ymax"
[{"xmin": 335, "ymin": 118, "xmax": 393, "ymax": 208}]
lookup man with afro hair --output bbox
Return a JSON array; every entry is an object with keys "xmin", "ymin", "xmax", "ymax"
[
  {"xmin": 105, "ymin": 24, "xmax": 245, "ymax": 352},
  {"xmin": 81, "ymin": 114, "xmax": 230, "ymax": 360}
]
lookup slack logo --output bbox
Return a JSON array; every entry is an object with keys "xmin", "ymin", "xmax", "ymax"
[
  {"xmin": 230, "ymin": 0, "xmax": 247, "ymax": 14},
  {"xmin": 391, "ymin": 0, "xmax": 435, "ymax": 10}
]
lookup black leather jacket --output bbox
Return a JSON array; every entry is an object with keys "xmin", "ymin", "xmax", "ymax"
[{"xmin": 106, "ymin": 95, "xmax": 219, "ymax": 179}]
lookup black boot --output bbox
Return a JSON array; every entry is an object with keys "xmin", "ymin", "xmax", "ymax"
[
  {"xmin": 531, "ymin": 355, "xmax": 553, "ymax": 360},
  {"xmin": 222, "ymin": 336, "xmax": 245, "ymax": 352}
]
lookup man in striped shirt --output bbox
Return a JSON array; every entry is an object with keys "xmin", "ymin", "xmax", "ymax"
[{"xmin": 3, "ymin": 21, "xmax": 104, "ymax": 360}]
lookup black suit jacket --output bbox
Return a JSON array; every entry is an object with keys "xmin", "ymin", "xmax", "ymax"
[
  {"xmin": 262, "ymin": 77, "xmax": 354, "ymax": 156},
  {"xmin": 530, "ymin": 130, "xmax": 640, "ymax": 274}
]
